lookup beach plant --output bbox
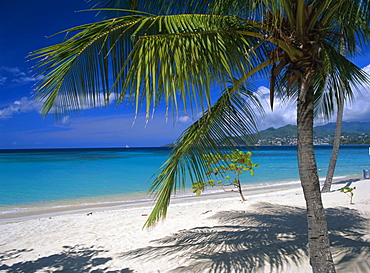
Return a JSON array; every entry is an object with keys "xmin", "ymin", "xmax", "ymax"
[
  {"xmin": 192, "ymin": 150, "xmax": 259, "ymax": 201},
  {"xmin": 340, "ymin": 186, "xmax": 356, "ymax": 204},
  {"xmin": 30, "ymin": 0, "xmax": 370, "ymax": 272}
]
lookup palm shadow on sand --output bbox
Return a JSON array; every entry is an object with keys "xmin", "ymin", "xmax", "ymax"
[
  {"xmin": 332, "ymin": 178, "xmax": 361, "ymax": 189},
  {"xmin": 121, "ymin": 202, "xmax": 370, "ymax": 273},
  {"xmin": 0, "ymin": 245, "xmax": 133, "ymax": 273}
]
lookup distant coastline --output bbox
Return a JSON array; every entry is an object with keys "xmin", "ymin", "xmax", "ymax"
[
  {"xmin": 255, "ymin": 122, "xmax": 370, "ymax": 146},
  {"xmin": 163, "ymin": 122, "xmax": 370, "ymax": 147}
]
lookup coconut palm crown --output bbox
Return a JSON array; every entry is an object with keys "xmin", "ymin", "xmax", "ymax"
[{"xmin": 31, "ymin": 0, "xmax": 370, "ymax": 272}]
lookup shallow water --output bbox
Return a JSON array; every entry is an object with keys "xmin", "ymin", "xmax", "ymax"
[{"xmin": 0, "ymin": 145, "xmax": 369, "ymax": 214}]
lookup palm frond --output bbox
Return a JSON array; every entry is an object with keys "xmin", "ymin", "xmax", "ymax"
[
  {"xmin": 319, "ymin": 0, "xmax": 370, "ymax": 55},
  {"xmin": 30, "ymin": 13, "xmax": 263, "ymax": 119},
  {"xmin": 89, "ymin": 0, "xmax": 215, "ymax": 16},
  {"xmin": 30, "ymin": 15, "xmax": 145, "ymax": 116},
  {"xmin": 314, "ymin": 41, "xmax": 370, "ymax": 119},
  {"xmin": 144, "ymin": 84, "xmax": 263, "ymax": 227}
]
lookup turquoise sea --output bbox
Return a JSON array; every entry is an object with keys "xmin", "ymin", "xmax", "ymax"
[{"xmin": 0, "ymin": 145, "xmax": 369, "ymax": 215}]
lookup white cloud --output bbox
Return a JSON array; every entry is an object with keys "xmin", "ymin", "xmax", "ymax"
[
  {"xmin": 0, "ymin": 92, "xmax": 118, "ymax": 120},
  {"xmin": 177, "ymin": 115, "xmax": 192, "ymax": 124},
  {"xmin": 255, "ymin": 64, "xmax": 370, "ymax": 130},
  {"xmin": 0, "ymin": 66, "xmax": 41, "ymax": 84},
  {"xmin": 47, "ymin": 92, "xmax": 117, "ymax": 114},
  {"xmin": 256, "ymin": 86, "xmax": 297, "ymax": 130},
  {"xmin": 12, "ymin": 75, "xmax": 43, "ymax": 83},
  {"xmin": 362, "ymin": 64, "xmax": 370, "ymax": 75},
  {"xmin": 19, "ymin": 113, "xmax": 190, "ymax": 147},
  {"xmin": 0, "ymin": 66, "xmax": 25, "ymax": 76},
  {"xmin": 341, "ymin": 93, "xmax": 370, "ymax": 122},
  {"xmin": 317, "ymin": 64, "xmax": 370, "ymax": 124},
  {"xmin": 0, "ymin": 97, "xmax": 41, "ymax": 119},
  {"xmin": 61, "ymin": 115, "xmax": 71, "ymax": 125},
  {"xmin": 0, "ymin": 76, "xmax": 7, "ymax": 85}
]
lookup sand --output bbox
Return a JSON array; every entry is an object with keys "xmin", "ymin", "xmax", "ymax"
[{"xmin": 0, "ymin": 175, "xmax": 369, "ymax": 273}]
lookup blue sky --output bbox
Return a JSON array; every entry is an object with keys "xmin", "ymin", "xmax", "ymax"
[{"xmin": 1, "ymin": 0, "xmax": 370, "ymax": 149}]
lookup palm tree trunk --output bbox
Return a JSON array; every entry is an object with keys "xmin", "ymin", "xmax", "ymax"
[
  {"xmin": 322, "ymin": 99, "xmax": 344, "ymax": 193},
  {"xmin": 297, "ymin": 76, "xmax": 336, "ymax": 273},
  {"xmin": 236, "ymin": 177, "xmax": 246, "ymax": 201}
]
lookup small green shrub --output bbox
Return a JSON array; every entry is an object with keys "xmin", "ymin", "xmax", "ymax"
[
  {"xmin": 340, "ymin": 186, "xmax": 356, "ymax": 204},
  {"xmin": 192, "ymin": 149, "xmax": 259, "ymax": 201}
]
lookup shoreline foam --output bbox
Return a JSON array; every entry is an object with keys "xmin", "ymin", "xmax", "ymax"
[{"xmin": 0, "ymin": 174, "xmax": 361, "ymax": 224}]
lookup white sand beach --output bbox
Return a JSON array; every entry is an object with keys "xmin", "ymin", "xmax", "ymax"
[{"xmin": 0, "ymin": 175, "xmax": 369, "ymax": 273}]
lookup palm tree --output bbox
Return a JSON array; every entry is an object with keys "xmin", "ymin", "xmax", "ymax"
[
  {"xmin": 30, "ymin": 0, "xmax": 370, "ymax": 272},
  {"xmin": 321, "ymin": 93, "xmax": 345, "ymax": 193},
  {"xmin": 319, "ymin": 44, "xmax": 353, "ymax": 193}
]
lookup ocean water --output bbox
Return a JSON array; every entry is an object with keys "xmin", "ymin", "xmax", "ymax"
[{"xmin": 0, "ymin": 145, "xmax": 369, "ymax": 214}]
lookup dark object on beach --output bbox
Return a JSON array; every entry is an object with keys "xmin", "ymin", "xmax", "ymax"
[
  {"xmin": 202, "ymin": 210, "xmax": 212, "ymax": 214},
  {"xmin": 363, "ymin": 170, "xmax": 370, "ymax": 179},
  {"xmin": 87, "ymin": 212, "xmax": 93, "ymax": 216}
]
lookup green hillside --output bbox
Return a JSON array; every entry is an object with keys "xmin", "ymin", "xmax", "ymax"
[
  {"xmin": 315, "ymin": 122, "xmax": 370, "ymax": 134},
  {"xmin": 163, "ymin": 122, "xmax": 370, "ymax": 147},
  {"xmin": 257, "ymin": 122, "xmax": 370, "ymax": 145}
]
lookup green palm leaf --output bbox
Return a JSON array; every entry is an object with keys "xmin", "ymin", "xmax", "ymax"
[
  {"xmin": 314, "ymin": 42, "xmax": 370, "ymax": 119},
  {"xmin": 145, "ymin": 83, "xmax": 263, "ymax": 227},
  {"xmin": 31, "ymin": 13, "xmax": 262, "ymax": 119}
]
